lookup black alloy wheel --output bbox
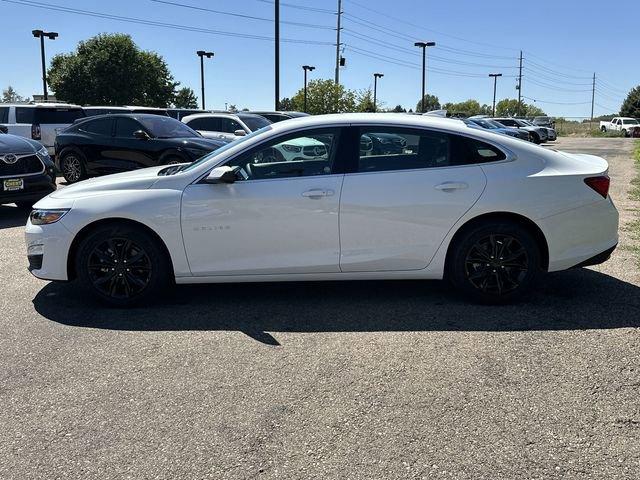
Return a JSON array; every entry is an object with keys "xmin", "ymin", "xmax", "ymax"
[
  {"xmin": 448, "ymin": 221, "xmax": 541, "ymax": 303},
  {"xmin": 464, "ymin": 234, "xmax": 528, "ymax": 296},
  {"xmin": 76, "ymin": 224, "xmax": 171, "ymax": 306},
  {"xmin": 87, "ymin": 238, "xmax": 152, "ymax": 300}
]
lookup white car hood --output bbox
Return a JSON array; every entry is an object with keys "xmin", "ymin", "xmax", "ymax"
[{"xmin": 49, "ymin": 166, "xmax": 166, "ymax": 200}]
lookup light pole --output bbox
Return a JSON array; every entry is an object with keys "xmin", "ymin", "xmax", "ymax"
[
  {"xmin": 489, "ymin": 73, "xmax": 502, "ymax": 117},
  {"xmin": 373, "ymin": 73, "xmax": 384, "ymax": 112},
  {"xmin": 32, "ymin": 29, "xmax": 58, "ymax": 101},
  {"xmin": 196, "ymin": 50, "xmax": 214, "ymax": 110},
  {"xmin": 302, "ymin": 65, "xmax": 315, "ymax": 113},
  {"xmin": 414, "ymin": 41, "xmax": 435, "ymax": 113}
]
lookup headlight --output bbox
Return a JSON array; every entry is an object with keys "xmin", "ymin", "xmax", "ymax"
[
  {"xmin": 281, "ymin": 144, "xmax": 302, "ymax": 153},
  {"xmin": 30, "ymin": 209, "xmax": 69, "ymax": 225},
  {"xmin": 36, "ymin": 146, "xmax": 50, "ymax": 160}
]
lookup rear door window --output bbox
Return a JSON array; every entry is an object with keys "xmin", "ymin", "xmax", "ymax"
[
  {"xmin": 187, "ymin": 117, "xmax": 221, "ymax": 131},
  {"xmin": 33, "ymin": 108, "xmax": 85, "ymax": 124},
  {"xmin": 0, "ymin": 107, "xmax": 8, "ymax": 123},
  {"xmin": 79, "ymin": 118, "xmax": 113, "ymax": 136},
  {"xmin": 15, "ymin": 107, "xmax": 35, "ymax": 124}
]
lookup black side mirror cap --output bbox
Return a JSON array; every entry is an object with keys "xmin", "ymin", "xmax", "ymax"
[{"xmin": 133, "ymin": 130, "xmax": 150, "ymax": 140}]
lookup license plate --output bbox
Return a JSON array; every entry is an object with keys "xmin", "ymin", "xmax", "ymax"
[{"xmin": 3, "ymin": 178, "xmax": 24, "ymax": 191}]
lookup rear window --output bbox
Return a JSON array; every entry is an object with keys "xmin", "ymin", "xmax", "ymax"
[
  {"xmin": 33, "ymin": 108, "xmax": 85, "ymax": 124},
  {"xmin": 79, "ymin": 118, "xmax": 113, "ymax": 136}
]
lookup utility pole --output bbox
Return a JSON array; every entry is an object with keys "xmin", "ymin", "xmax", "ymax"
[
  {"xmin": 373, "ymin": 73, "xmax": 383, "ymax": 112},
  {"xmin": 302, "ymin": 65, "xmax": 315, "ymax": 113},
  {"xmin": 274, "ymin": 0, "xmax": 280, "ymax": 110},
  {"xmin": 196, "ymin": 50, "xmax": 214, "ymax": 110},
  {"xmin": 414, "ymin": 41, "xmax": 436, "ymax": 113},
  {"xmin": 334, "ymin": 0, "xmax": 342, "ymax": 84},
  {"xmin": 489, "ymin": 73, "xmax": 502, "ymax": 117},
  {"xmin": 516, "ymin": 50, "xmax": 523, "ymax": 116},
  {"xmin": 32, "ymin": 29, "xmax": 58, "ymax": 101},
  {"xmin": 590, "ymin": 72, "xmax": 596, "ymax": 129}
]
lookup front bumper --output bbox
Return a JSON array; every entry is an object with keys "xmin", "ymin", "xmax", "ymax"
[
  {"xmin": 0, "ymin": 173, "xmax": 56, "ymax": 205},
  {"xmin": 25, "ymin": 217, "xmax": 74, "ymax": 281}
]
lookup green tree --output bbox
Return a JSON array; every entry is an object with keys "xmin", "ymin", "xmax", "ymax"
[
  {"xmin": 415, "ymin": 94, "xmax": 440, "ymax": 112},
  {"xmin": 356, "ymin": 88, "xmax": 376, "ymax": 112},
  {"xmin": 2, "ymin": 86, "xmax": 29, "ymax": 103},
  {"xmin": 495, "ymin": 98, "xmax": 545, "ymax": 117},
  {"xmin": 442, "ymin": 99, "xmax": 491, "ymax": 117},
  {"xmin": 48, "ymin": 33, "xmax": 178, "ymax": 107},
  {"xmin": 290, "ymin": 79, "xmax": 356, "ymax": 114},
  {"xmin": 173, "ymin": 87, "xmax": 198, "ymax": 108},
  {"xmin": 279, "ymin": 97, "xmax": 294, "ymax": 111},
  {"xmin": 391, "ymin": 105, "xmax": 406, "ymax": 113},
  {"xmin": 620, "ymin": 86, "xmax": 640, "ymax": 117}
]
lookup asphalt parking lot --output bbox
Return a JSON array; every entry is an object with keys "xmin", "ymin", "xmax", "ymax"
[{"xmin": 1, "ymin": 138, "xmax": 639, "ymax": 479}]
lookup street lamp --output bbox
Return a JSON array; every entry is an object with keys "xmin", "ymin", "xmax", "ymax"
[
  {"xmin": 32, "ymin": 29, "xmax": 58, "ymax": 101},
  {"xmin": 414, "ymin": 41, "xmax": 436, "ymax": 113},
  {"xmin": 196, "ymin": 50, "xmax": 214, "ymax": 110},
  {"xmin": 489, "ymin": 73, "xmax": 503, "ymax": 117},
  {"xmin": 302, "ymin": 65, "xmax": 315, "ymax": 113},
  {"xmin": 373, "ymin": 73, "xmax": 384, "ymax": 112}
]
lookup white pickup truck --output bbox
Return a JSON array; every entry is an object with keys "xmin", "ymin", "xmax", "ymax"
[{"xmin": 600, "ymin": 117, "xmax": 640, "ymax": 137}]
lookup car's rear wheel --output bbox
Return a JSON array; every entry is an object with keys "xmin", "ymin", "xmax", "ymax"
[
  {"xmin": 601, "ymin": 126, "xmax": 607, "ymax": 133},
  {"xmin": 75, "ymin": 223, "xmax": 171, "ymax": 307},
  {"xmin": 448, "ymin": 222, "xmax": 541, "ymax": 303},
  {"xmin": 60, "ymin": 150, "xmax": 86, "ymax": 183},
  {"xmin": 621, "ymin": 129, "xmax": 628, "ymax": 138},
  {"xmin": 530, "ymin": 132, "xmax": 541, "ymax": 144}
]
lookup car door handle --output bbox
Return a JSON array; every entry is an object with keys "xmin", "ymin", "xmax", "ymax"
[
  {"xmin": 434, "ymin": 182, "xmax": 468, "ymax": 191},
  {"xmin": 302, "ymin": 189, "xmax": 334, "ymax": 198}
]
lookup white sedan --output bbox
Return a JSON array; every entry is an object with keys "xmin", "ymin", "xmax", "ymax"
[{"xmin": 25, "ymin": 114, "xmax": 618, "ymax": 306}]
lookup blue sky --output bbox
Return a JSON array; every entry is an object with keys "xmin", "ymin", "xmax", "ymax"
[{"xmin": 0, "ymin": 0, "xmax": 636, "ymax": 118}]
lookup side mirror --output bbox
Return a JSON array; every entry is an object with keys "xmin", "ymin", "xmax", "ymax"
[
  {"xmin": 133, "ymin": 130, "xmax": 150, "ymax": 140},
  {"xmin": 0, "ymin": 125, "xmax": 7, "ymax": 134},
  {"xmin": 234, "ymin": 129, "xmax": 247, "ymax": 137},
  {"xmin": 204, "ymin": 166, "xmax": 236, "ymax": 184}
]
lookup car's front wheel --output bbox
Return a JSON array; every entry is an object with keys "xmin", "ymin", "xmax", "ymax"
[
  {"xmin": 448, "ymin": 221, "xmax": 542, "ymax": 303},
  {"xmin": 75, "ymin": 223, "xmax": 171, "ymax": 307}
]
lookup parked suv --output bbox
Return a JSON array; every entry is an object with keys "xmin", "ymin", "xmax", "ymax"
[
  {"xmin": 182, "ymin": 112, "xmax": 272, "ymax": 141},
  {"xmin": 0, "ymin": 126, "xmax": 56, "ymax": 208},
  {"xmin": 55, "ymin": 114, "xmax": 227, "ymax": 183},
  {"xmin": 0, "ymin": 103, "xmax": 85, "ymax": 157},
  {"xmin": 83, "ymin": 106, "xmax": 169, "ymax": 117},
  {"xmin": 493, "ymin": 117, "xmax": 548, "ymax": 144},
  {"xmin": 251, "ymin": 111, "xmax": 310, "ymax": 123}
]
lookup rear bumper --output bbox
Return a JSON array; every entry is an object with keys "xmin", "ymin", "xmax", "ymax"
[
  {"xmin": 573, "ymin": 244, "xmax": 617, "ymax": 268},
  {"xmin": 538, "ymin": 197, "xmax": 619, "ymax": 272}
]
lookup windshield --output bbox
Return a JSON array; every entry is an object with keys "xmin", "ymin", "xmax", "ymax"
[
  {"xmin": 138, "ymin": 116, "xmax": 199, "ymax": 138},
  {"xmin": 239, "ymin": 115, "xmax": 272, "ymax": 132},
  {"xmin": 472, "ymin": 119, "xmax": 498, "ymax": 129},
  {"xmin": 177, "ymin": 125, "xmax": 272, "ymax": 173},
  {"xmin": 622, "ymin": 119, "xmax": 639, "ymax": 125}
]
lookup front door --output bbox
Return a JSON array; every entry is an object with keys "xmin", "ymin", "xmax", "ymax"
[
  {"xmin": 181, "ymin": 128, "xmax": 344, "ymax": 276},
  {"xmin": 107, "ymin": 117, "xmax": 157, "ymax": 172},
  {"xmin": 339, "ymin": 126, "xmax": 491, "ymax": 272}
]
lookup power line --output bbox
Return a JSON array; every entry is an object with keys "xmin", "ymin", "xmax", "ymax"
[
  {"xmin": 254, "ymin": 0, "xmax": 335, "ymax": 14},
  {"xmin": 152, "ymin": 0, "xmax": 334, "ymax": 30},
  {"xmin": 522, "ymin": 96, "xmax": 591, "ymax": 105},
  {"xmin": 525, "ymin": 77, "xmax": 592, "ymax": 93},
  {"xmin": 1, "ymin": 0, "xmax": 335, "ymax": 45}
]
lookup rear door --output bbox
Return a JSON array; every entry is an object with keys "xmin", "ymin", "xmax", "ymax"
[
  {"xmin": 74, "ymin": 117, "xmax": 114, "ymax": 173},
  {"xmin": 339, "ymin": 126, "xmax": 492, "ymax": 272},
  {"xmin": 34, "ymin": 107, "xmax": 85, "ymax": 153},
  {"xmin": 185, "ymin": 117, "xmax": 225, "ymax": 140}
]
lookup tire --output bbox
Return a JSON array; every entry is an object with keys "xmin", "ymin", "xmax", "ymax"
[
  {"xmin": 448, "ymin": 221, "xmax": 542, "ymax": 304},
  {"xmin": 601, "ymin": 126, "xmax": 606, "ymax": 133},
  {"xmin": 75, "ymin": 223, "xmax": 172, "ymax": 307},
  {"xmin": 161, "ymin": 155, "xmax": 188, "ymax": 166},
  {"xmin": 530, "ymin": 133, "xmax": 542, "ymax": 144},
  {"xmin": 621, "ymin": 129, "xmax": 628, "ymax": 138},
  {"xmin": 59, "ymin": 149, "xmax": 86, "ymax": 183}
]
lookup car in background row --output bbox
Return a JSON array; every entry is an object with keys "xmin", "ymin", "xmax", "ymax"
[
  {"xmin": 0, "ymin": 126, "xmax": 57, "ymax": 208},
  {"xmin": 166, "ymin": 108, "xmax": 207, "ymax": 121},
  {"xmin": 182, "ymin": 112, "xmax": 272, "ymax": 141},
  {"xmin": 532, "ymin": 116, "xmax": 556, "ymax": 129},
  {"xmin": 519, "ymin": 119, "xmax": 557, "ymax": 142},
  {"xmin": 83, "ymin": 106, "xmax": 170, "ymax": 117},
  {"xmin": 492, "ymin": 117, "xmax": 549, "ymax": 144},
  {"xmin": 55, "ymin": 114, "xmax": 227, "ymax": 183},
  {"xmin": 251, "ymin": 111, "xmax": 310, "ymax": 123},
  {"xmin": 599, "ymin": 117, "xmax": 640, "ymax": 137},
  {"xmin": 466, "ymin": 118, "xmax": 530, "ymax": 141},
  {"xmin": 0, "ymin": 103, "xmax": 86, "ymax": 157}
]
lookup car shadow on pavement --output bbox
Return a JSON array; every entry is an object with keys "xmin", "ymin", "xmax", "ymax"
[
  {"xmin": 0, "ymin": 205, "xmax": 29, "ymax": 229},
  {"xmin": 32, "ymin": 267, "xmax": 640, "ymax": 345}
]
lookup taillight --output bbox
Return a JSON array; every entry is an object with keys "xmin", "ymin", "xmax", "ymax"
[
  {"xmin": 31, "ymin": 123, "xmax": 41, "ymax": 140},
  {"xmin": 584, "ymin": 175, "xmax": 610, "ymax": 198}
]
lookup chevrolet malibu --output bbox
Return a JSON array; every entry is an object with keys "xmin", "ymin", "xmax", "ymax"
[{"xmin": 25, "ymin": 114, "xmax": 618, "ymax": 306}]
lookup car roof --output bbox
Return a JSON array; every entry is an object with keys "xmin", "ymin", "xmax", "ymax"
[{"xmin": 2, "ymin": 102, "xmax": 83, "ymax": 108}]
